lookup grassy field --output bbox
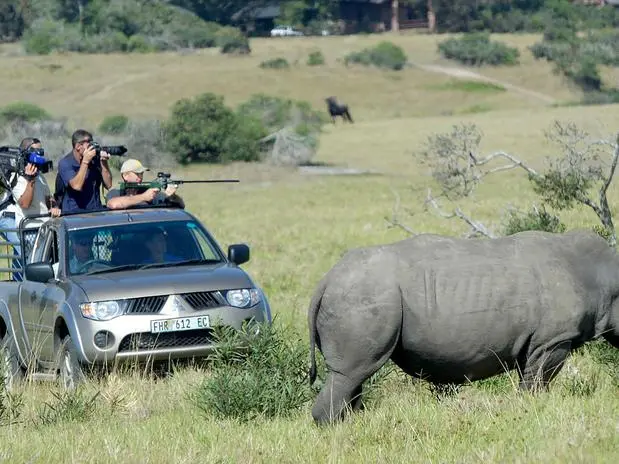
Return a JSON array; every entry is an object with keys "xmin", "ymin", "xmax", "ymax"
[{"xmin": 1, "ymin": 32, "xmax": 619, "ymax": 463}]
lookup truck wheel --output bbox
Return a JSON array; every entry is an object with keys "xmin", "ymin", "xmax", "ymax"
[
  {"xmin": 57, "ymin": 335, "xmax": 85, "ymax": 390},
  {"xmin": 1, "ymin": 332, "xmax": 24, "ymax": 392}
]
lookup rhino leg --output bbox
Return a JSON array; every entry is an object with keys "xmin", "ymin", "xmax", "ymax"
[
  {"xmin": 311, "ymin": 306, "xmax": 401, "ymax": 425},
  {"xmin": 518, "ymin": 339, "xmax": 572, "ymax": 391}
]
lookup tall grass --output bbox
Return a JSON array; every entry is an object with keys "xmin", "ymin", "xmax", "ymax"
[{"xmin": 0, "ymin": 32, "xmax": 618, "ymax": 463}]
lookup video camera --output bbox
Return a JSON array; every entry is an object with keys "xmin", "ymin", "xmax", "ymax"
[{"xmin": 0, "ymin": 145, "xmax": 54, "ymax": 185}]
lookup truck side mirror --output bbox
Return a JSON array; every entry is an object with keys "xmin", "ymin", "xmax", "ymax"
[
  {"xmin": 227, "ymin": 244, "xmax": 250, "ymax": 266},
  {"xmin": 25, "ymin": 262, "xmax": 54, "ymax": 283}
]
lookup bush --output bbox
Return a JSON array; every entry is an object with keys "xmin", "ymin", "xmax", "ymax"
[
  {"xmin": 236, "ymin": 94, "xmax": 326, "ymax": 165},
  {"xmin": 438, "ymin": 33, "xmax": 520, "ymax": 66},
  {"xmin": 501, "ymin": 205, "xmax": 566, "ymax": 236},
  {"xmin": 191, "ymin": 321, "xmax": 315, "ymax": 422},
  {"xmin": 307, "ymin": 50, "xmax": 325, "ymax": 66},
  {"xmin": 217, "ymin": 28, "xmax": 251, "ymax": 55},
  {"xmin": 163, "ymin": 92, "xmax": 265, "ymax": 164},
  {"xmin": 344, "ymin": 41, "xmax": 408, "ymax": 71},
  {"xmin": 20, "ymin": 1, "xmax": 239, "ymax": 55},
  {"xmin": 98, "ymin": 115, "xmax": 130, "ymax": 135},
  {"xmin": 259, "ymin": 57, "xmax": 290, "ymax": 69},
  {"xmin": 0, "ymin": 101, "xmax": 52, "ymax": 125}
]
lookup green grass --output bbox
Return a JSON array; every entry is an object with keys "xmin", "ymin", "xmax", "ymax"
[
  {"xmin": 1, "ymin": 31, "xmax": 619, "ymax": 462},
  {"xmin": 428, "ymin": 79, "xmax": 507, "ymax": 93}
]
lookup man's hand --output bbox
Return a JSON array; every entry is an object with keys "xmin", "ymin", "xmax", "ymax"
[
  {"xmin": 24, "ymin": 163, "xmax": 38, "ymax": 178},
  {"xmin": 100, "ymin": 150, "xmax": 111, "ymax": 164},
  {"xmin": 140, "ymin": 188, "xmax": 160, "ymax": 203},
  {"xmin": 164, "ymin": 184, "xmax": 178, "ymax": 197},
  {"xmin": 81, "ymin": 145, "xmax": 97, "ymax": 165},
  {"xmin": 50, "ymin": 207, "xmax": 61, "ymax": 217}
]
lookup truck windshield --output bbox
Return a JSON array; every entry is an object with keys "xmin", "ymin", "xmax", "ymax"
[{"xmin": 66, "ymin": 220, "xmax": 224, "ymax": 276}]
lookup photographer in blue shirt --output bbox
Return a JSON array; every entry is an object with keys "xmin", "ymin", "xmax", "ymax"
[{"xmin": 56, "ymin": 129, "xmax": 113, "ymax": 213}]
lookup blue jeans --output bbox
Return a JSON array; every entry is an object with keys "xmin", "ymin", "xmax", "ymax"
[{"xmin": 0, "ymin": 214, "xmax": 22, "ymax": 281}]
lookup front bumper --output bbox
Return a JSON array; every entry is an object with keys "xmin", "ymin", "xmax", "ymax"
[{"xmin": 72, "ymin": 302, "xmax": 270, "ymax": 366}]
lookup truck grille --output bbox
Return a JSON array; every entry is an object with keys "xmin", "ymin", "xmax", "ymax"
[
  {"xmin": 125, "ymin": 296, "xmax": 168, "ymax": 314},
  {"xmin": 180, "ymin": 291, "xmax": 222, "ymax": 310},
  {"xmin": 123, "ymin": 292, "xmax": 223, "ymax": 315},
  {"xmin": 118, "ymin": 329, "xmax": 214, "ymax": 352}
]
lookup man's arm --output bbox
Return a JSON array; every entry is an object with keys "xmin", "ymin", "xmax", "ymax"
[
  {"xmin": 67, "ymin": 162, "xmax": 90, "ymax": 192},
  {"xmin": 107, "ymin": 188, "xmax": 159, "ymax": 210},
  {"xmin": 15, "ymin": 178, "xmax": 35, "ymax": 209},
  {"xmin": 100, "ymin": 152, "xmax": 113, "ymax": 190},
  {"xmin": 11, "ymin": 168, "xmax": 36, "ymax": 209},
  {"xmin": 65, "ymin": 146, "xmax": 97, "ymax": 192}
]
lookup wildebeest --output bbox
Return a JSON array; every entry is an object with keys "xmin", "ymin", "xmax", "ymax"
[
  {"xmin": 325, "ymin": 96, "xmax": 353, "ymax": 123},
  {"xmin": 307, "ymin": 229, "xmax": 619, "ymax": 425}
]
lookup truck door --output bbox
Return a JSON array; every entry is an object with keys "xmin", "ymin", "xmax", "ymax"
[{"xmin": 19, "ymin": 226, "xmax": 62, "ymax": 364}]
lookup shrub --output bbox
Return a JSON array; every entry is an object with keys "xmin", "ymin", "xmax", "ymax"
[
  {"xmin": 163, "ymin": 92, "xmax": 265, "ymax": 164},
  {"xmin": 501, "ymin": 205, "xmax": 566, "ymax": 236},
  {"xmin": 259, "ymin": 57, "xmax": 290, "ymax": 69},
  {"xmin": 217, "ymin": 28, "xmax": 251, "ymax": 55},
  {"xmin": 98, "ymin": 115, "xmax": 130, "ymax": 135},
  {"xmin": 344, "ymin": 41, "xmax": 408, "ymax": 71},
  {"xmin": 191, "ymin": 321, "xmax": 315, "ymax": 422},
  {"xmin": 438, "ymin": 33, "xmax": 520, "ymax": 66},
  {"xmin": 236, "ymin": 94, "xmax": 326, "ymax": 165},
  {"xmin": 307, "ymin": 50, "xmax": 325, "ymax": 66},
  {"xmin": 0, "ymin": 101, "xmax": 52, "ymax": 125}
]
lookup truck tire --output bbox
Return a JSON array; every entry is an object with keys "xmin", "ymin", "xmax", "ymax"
[
  {"xmin": 57, "ymin": 335, "xmax": 85, "ymax": 390},
  {"xmin": 1, "ymin": 332, "xmax": 24, "ymax": 392}
]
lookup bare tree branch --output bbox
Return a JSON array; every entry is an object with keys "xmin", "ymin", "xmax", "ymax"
[
  {"xmin": 424, "ymin": 189, "xmax": 496, "ymax": 238},
  {"xmin": 384, "ymin": 188, "xmax": 420, "ymax": 236}
]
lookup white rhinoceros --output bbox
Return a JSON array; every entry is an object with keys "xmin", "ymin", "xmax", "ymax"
[{"xmin": 307, "ymin": 229, "xmax": 619, "ymax": 425}]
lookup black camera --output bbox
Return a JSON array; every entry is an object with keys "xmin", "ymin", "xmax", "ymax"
[{"xmin": 88, "ymin": 142, "xmax": 128, "ymax": 166}]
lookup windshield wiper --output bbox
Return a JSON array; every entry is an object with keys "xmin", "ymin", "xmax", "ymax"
[
  {"xmin": 138, "ymin": 258, "xmax": 220, "ymax": 270},
  {"xmin": 83, "ymin": 263, "xmax": 142, "ymax": 276}
]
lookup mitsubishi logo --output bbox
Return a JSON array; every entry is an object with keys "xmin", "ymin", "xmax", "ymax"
[{"xmin": 159, "ymin": 295, "xmax": 185, "ymax": 316}]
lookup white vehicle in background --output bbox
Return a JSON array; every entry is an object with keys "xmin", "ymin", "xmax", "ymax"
[{"xmin": 270, "ymin": 25, "xmax": 304, "ymax": 37}]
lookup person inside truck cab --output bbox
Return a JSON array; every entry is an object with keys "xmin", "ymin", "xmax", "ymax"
[
  {"xmin": 141, "ymin": 228, "xmax": 184, "ymax": 264},
  {"xmin": 68, "ymin": 232, "xmax": 95, "ymax": 274}
]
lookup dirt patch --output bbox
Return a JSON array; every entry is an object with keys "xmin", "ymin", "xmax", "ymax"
[{"xmin": 417, "ymin": 64, "xmax": 558, "ymax": 105}]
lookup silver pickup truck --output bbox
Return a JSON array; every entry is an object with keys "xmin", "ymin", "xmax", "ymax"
[{"xmin": 0, "ymin": 206, "xmax": 272, "ymax": 390}]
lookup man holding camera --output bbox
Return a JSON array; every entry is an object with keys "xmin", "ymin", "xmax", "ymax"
[
  {"xmin": 56, "ymin": 129, "xmax": 113, "ymax": 214},
  {"xmin": 106, "ymin": 158, "xmax": 185, "ymax": 210},
  {"xmin": 0, "ymin": 137, "xmax": 61, "ymax": 280}
]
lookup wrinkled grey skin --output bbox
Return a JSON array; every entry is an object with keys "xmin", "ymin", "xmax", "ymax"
[{"xmin": 308, "ymin": 229, "xmax": 619, "ymax": 425}]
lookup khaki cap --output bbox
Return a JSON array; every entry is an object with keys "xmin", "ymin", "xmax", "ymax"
[{"xmin": 120, "ymin": 158, "xmax": 149, "ymax": 174}]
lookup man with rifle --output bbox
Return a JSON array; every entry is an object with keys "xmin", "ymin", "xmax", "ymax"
[
  {"xmin": 106, "ymin": 158, "xmax": 240, "ymax": 211},
  {"xmin": 105, "ymin": 159, "xmax": 185, "ymax": 210}
]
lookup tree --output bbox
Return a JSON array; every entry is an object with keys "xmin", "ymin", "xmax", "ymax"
[
  {"xmin": 392, "ymin": 0, "xmax": 399, "ymax": 32},
  {"xmin": 387, "ymin": 121, "xmax": 619, "ymax": 246}
]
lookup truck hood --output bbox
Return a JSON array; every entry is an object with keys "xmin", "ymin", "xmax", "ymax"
[{"xmin": 70, "ymin": 264, "xmax": 255, "ymax": 301}]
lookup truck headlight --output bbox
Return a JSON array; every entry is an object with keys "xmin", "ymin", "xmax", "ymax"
[
  {"xmin": 80, "ymin": 300, "xmax": 126, "ymax": 321},
  {"xmin": 224, "ymin": 289, "xmax": 261, "ymax": 308}
]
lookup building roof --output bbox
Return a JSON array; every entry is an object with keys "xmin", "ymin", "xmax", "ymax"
[{"xmin": 232, "ymin": 4, "xmax": 281, "ymax": 22}]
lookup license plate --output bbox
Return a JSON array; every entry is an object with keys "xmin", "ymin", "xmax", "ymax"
[{"xmin": 150, "ymin": 315, "xmax": 211, "ymax": 334}]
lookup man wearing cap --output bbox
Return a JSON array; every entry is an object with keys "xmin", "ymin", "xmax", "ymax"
[{"xmin": 105, "ymin": 158, "xmax": 184, "ymax": 210}]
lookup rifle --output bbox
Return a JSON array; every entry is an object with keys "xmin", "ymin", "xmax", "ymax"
[{"xmin": 119, "ymin": 172, "xmax": 240, "ymax": 195}]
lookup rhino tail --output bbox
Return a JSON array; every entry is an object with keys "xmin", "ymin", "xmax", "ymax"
[{"xmin": 308, "ymin": 277, "xmax": 328, "ymax": 386}]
